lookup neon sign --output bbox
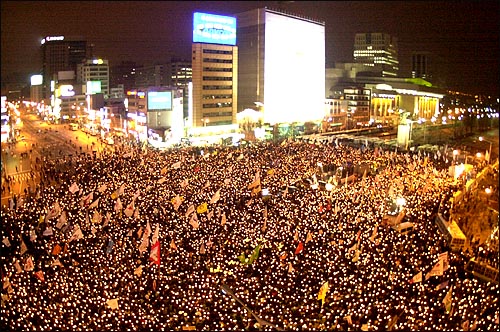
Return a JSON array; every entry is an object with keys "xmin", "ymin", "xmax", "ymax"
[{"xmin": 193, "ymin": 12, "xmax": 236, "ymax": 46}]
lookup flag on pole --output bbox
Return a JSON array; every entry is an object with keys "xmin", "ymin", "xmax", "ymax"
[
  {"xmin": 172, "ymin": 161, "xmax": 182, "ymax": 169},
  {"xmin": 96, "ymin": 184, "xmax": 107, "ymax": 194},
  {"xmin": 185, "ymin": 204, "xmax": 195, "ymax": 217},
  {"xmin": 2, "ymin": 237, "xmax": 11, "ymax": 247},
  {"xmin": 157, "ymin": 177, "xmax": 166, "ymax": 184},
  {"xmin": 247, "ymin": 244, "xmax": 261, "ymax": 264},
  {"xmin": 295, "ymin": 241, "xmax": 304, "ymax": 255},
  {"xmin": 306, "ymin": 231, "xmax": 313, "ymax": 243},
  {"xmin": 425, "ymin": 259, "xmax": 444, "ymax": 280},
  {"xmin": 318, "ymin": 281, "xmax": 329, "ymax": 306},
  {"xmin": 69, "ymin": 225, "xmax": 84, "ymax": 242},
  {"xmin": 409, "ymin": 271, "xmax": 422, "ymax": 284},
  {"xmin": 443, "ymin": 285, "xmax": 453, "ymax": 313},
  {"xmin": 56, "ymin": 211, "xmax": 67, "ymax": 229},
  {"xmin": 221, "ymin": 212, "xmax": 227, "ymax": 226},
  {"xmin": 114, "ymin": 198, "xmax": 123, "ymax": 212},
  {"xmin": 170, "ymin": 239, "xmax": 177, "ymax": 251},
  {"xmin": 160, "ymin": 165, "xmax": 169, "ymax": 175},
  {"xmin": 45, "ymin": 201, "xmax": 62, "ymax": 220},
  {"xmin": 435, "ymin": 280, "xmax": 449, "ymax": 291},
  {"xmin": 171, "ymin": 195, "xmax": 183, "ymax": 211},
  {"xmin": 196, "ymin": 202, "xmax": 208, "ymax": 214},
  {"xmin": 20, "ymin": 238, "xmax": 28, "ymax": 255},
  {"xmin": 69, "ymin": 182, "xmax": 79, "ymax": 194},
  {"xmin": 150, "ymin": 233, "xmax": 160, "ymax": 266},
  {"xmin": 89, "ymin": 198, "xmax": 100, "ymax": 209},
  {"xmin": 134, "ymin": 265, "xmax": 143, "ymax": 277},
  {"xmin": 210, "ymin": 190, "xmax": 221, "ymax": 204},
  {"xmin": 34, "ymin": 270, "xmax": 45, "ymax": 282},
  {"xmin": 124, "ymin": 201, "xmax": 135, "ymax": 217},
  {"xmin": 106, "ymin": 299, "xmax": 119, "ymax": 309},
  {"xmin": 24, "ymin": 256, "xmax": 34, "ymax": 271},
  {"xmin": 288, "ymin": 262, "xmax": 294, "ymax": 273},
  {"xmin": 189, "ymin": 213, "xmax": 199, "ymax": 229}
]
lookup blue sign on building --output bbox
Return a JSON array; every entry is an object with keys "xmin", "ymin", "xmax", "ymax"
[{"xmin": 193, "ymin": 12, "xmax": 236, "ymax": 46}]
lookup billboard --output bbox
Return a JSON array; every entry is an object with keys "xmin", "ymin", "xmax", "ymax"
[
  {"xmin": 193, "ymin": 12, "xmax": 236, "ymax": 46},
  {"xmin": 86, "ymin": 81, "xmax": 102, "ymax": 94},
  {"xmin": 147, "ymin": 91, "xmax": 172, "ymax": 111},
  {"xmin": 263, "ymin": 12, "xmax": 325, "ymax": 124},
  {"xmin": 31, "ymin": 75, "xmax": 43, "ymax": 86}
]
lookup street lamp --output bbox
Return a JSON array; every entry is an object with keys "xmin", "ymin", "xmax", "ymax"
[{"xmin": 479, "ymin": 136, "xmax": 493, "ymax": 164}]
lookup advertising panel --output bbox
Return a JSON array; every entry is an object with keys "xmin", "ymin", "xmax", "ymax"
[
  {"xmin": 147, "ymin": 91, "xmax": 172, "ymax": 111},
  {"xmin": 86, "ymin": 81, "xmax": 102, "ymax": 94},
  {"xmin": 30, "ymin": 75, "xmax": 43, "ymax": 86},
  {"xmin": 263, "ymin": 12, "xmax": 325, "ymax": 124},
  {"xmin": 193, "ymin": 12, "xmax": 236, "ymax": 46}
]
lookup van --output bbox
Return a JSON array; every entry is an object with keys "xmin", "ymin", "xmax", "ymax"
[{"xmin": 392, "ymin": 221, "xmax": 414, "ymax": 235}]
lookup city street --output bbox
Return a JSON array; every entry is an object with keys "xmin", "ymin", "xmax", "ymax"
[{"xmin": 1, "ymin": 112, "xmax": 113, "ymax": 207}]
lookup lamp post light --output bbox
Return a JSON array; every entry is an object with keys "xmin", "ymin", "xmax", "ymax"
[{"xmin": 479, "ymin": 136, "xmax": 493, "ymax": 164}]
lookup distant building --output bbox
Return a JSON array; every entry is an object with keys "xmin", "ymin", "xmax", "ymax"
[
  {"xmin": 353, "ymin": 33, "xmax": 399, "ymax": 77},
  {"xmin": 77, "ymin": 58, "xmax": 110, "ymax": 98},
  {"xmin": 40, "ymin": 35, "xmax": 92, "ymax": 101},
  {"xmin": 191, "ymin": 12, "xmax": 238, "ymax": 132},
  {"xmin": 411, "ymin": 51, "xmax": 432, "ymax": 81},
  {"xmin": 167, "ymin": 59, "xmax": 192, "ymax": 89},
  {"xmin": 110, "ymin": 61, "xmax": 138, "ymax": 93},
  {"xmin": 135, "ymin": 63, "xmax": 168, "ymax": 89}
]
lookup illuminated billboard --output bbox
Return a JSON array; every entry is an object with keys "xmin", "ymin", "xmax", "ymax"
[
  {"xmin": 193, "ymin": 12, "xmax": 236, "ymax": 46},
  {"xmin": 86, "ymin": 81, "xmax": 102, "ymax": 94},
  {"xmin": 31, "ymin": 75, "xmax": 43, "ymax": 86},
  {"xmin": 263, "ymin": 12, "xmax": 325, "ymax": 124},
  {"xmin": 147, "ymin": 91, "xmax": 172, "ymax": 111}
]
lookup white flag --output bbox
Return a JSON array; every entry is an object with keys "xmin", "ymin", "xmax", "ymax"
[
  {"xmin": 69, "ymin": 225, "xmax": 84, "ymax": 242},
  {"xmin": 2, "ymin": 237, "xmax": 11, "ymax": 247},
  {"xmin": 172, "ymin": 161, "xmax": 181, "ymax": 169},
  {"xmin": 210, "ymin": 190, "xmax": 221, "ymax": 204},
  {"xmin": 409, "ymin": 271, "xmax": 422, "ymax": 284},
  {"xmin": 425, "ymin": 259, "xmax": 444, "ymax": 280},
  {"xmin": 98, "ymin": 183, "xmax": 107, "ymax": 193},
  {"xmin": 114, "ymin": 198, "xmax": 123, "ymax": 212},
  {"xmin": 88, "ymin": 198, "xmax": 100, "ymax": 209},
  {"xmin": 20, "ymin": 238, "xmax": 28, "ymax": 255},
  {"xmin": 157, "ymin": 177, "xmax": 166, "ymax": 184},
  {"xmin": 43, "ymin": 227, "xmax": 53, "ymax": 237},
  {"xmin": 185, "ymin": 204, "xmax": 195, "ymax": 217},
  {"xmin": 124, "ymin": 201, "xmax": 135, "ymax": 217},
  {"xmin": 55, "ymin": 211, "xmax": 67, "ymax": 229},
  {"xmin": 69, "ymin": 182, "xmax": 79, "ymax": 194},
  {"xmin": 189, "ymin": 213, "xmax": 199, "ymax": 229}
]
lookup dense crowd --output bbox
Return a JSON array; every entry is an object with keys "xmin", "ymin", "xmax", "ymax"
[{"xmin": 1, "ymin": 138, "xmax": 498, "ymax": 331}]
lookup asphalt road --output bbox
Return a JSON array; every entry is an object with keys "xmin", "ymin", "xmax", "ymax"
[{"xmin": 1, "ymin": 112, "xmax": 113, "ymax": 207}]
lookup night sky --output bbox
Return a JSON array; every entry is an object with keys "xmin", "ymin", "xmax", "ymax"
[{"xmin": 1, "ymin": 1, "xmax": 499, "ymax": 96}]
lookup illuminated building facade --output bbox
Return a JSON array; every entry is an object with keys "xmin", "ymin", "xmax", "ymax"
[
  {"xmin": 236, "ymin": 8, "xmax": 325, "ymax": 124},
  {"xmin": 77, "ymin": 58, "xmax": 110, "ymax": 98},
  {"xmin": 191, "ymin": 12, "xmax": 238, "ymax": 131},
  {"xmin": 41, "ymin": 36, "xmax": 91, "ymax": 101},
  {"xmin": 354, "ymin": 33, "xmax": 399, "ymax": 77}
]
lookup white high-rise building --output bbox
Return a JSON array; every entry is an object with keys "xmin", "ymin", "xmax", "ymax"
[{"xmin": 235, "ymin": 8, "xmax": 326, "ymax": 124}]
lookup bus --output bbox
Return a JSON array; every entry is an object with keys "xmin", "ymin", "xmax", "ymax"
[
  {"xmin": 435, "ymin": 213, "xmax": 466, "ymax": 252},
  {"xmin": 465, "ymin": 258, "xmax": 499, "ymax": 284},
  {"xmin": 69, "ymin": 123, "xmax": 79, "ymax": 131}
]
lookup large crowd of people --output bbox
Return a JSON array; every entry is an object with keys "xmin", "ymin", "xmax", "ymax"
[{"xmin": 1, "ymin": 138, "xmax": 498, "ymax": 331}]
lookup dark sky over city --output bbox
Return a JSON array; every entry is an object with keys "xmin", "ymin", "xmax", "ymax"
[{"xmin": 1, "ymin": 1, "xmax": 499, "ymax": 95}]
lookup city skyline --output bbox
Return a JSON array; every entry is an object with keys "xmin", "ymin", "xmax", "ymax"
[{"xmin": 1, "ymin": 0, "xmax": 499, "ymax": 96}]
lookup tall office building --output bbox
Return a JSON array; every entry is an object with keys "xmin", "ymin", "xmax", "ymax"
[
  {"xmin": 411, "ymin": 51, "xmax": 432, "ymax": 81},
  {"xmin": 135, "ymin": 63, "xmax": 167, "ymax": 88},
  {"xmin": 40, "ymin": 35, "xmax": 91, "ymax": 100},
  {"xmin": 235, "ymin": 8, "xmax": 325, "ymax": 124},
  {"xmin": 109, "ymin": 61, "xmax": 138, "ymax": 93},
  {"xmin": 191, "ymin": 12, "xmax": 238, "ymax": 128},
  {"xmin": 353, "ymin": 33, "xmax": 399, "ymax": 77}
]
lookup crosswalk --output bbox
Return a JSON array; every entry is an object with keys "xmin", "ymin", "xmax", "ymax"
[{"xmin": 5, "ymin": 171, "xmax": 38, "ymax": 183}]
